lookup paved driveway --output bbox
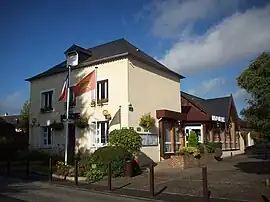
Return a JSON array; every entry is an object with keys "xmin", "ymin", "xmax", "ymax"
[
  {"xmin": 93, "ymin": 154, "xmax": 270, "ymax": 202},
  {"xmin": 0, "ymin": 177, "xmax": 159, "ymax": 202}
]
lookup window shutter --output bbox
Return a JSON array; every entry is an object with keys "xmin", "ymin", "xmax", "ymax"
[
  {"xmin": 88, "ymin": 123, "xmax": 96, "ymax": 147},
  {"xmin": 39, "ymin": 127, "xmax": 43, "ymax": 148}
]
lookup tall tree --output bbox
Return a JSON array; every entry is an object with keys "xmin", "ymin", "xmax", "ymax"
[
  {"xmin": 18, "ymin": 100, "xmax": 30, "ymax": 134},
  {"xmin": 236, "ymin": 52, "xmax": 270, "ymax": 138}
]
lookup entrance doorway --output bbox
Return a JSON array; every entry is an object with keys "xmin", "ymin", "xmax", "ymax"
[
  {"xmin": 184, "ymin": 125, "xmax": 203, "ymax": 146},
  {"xmin": 67, "ymin": 123, "xmax": 76, "ymax": 165}
]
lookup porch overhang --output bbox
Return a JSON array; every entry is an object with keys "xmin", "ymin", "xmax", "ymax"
[{"xmin": 156, "ymin": 109, "xmax": 187, "ymax": 121}]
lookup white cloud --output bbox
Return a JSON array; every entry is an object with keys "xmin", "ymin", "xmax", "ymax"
[
  {"xmin": 186, "ymin": 77, "xmax": 226, "ymax": 97},
  {"xmin": 232, "ymin": 88, "xmax": 250, "ymax": 103},
  {"xmin": 159, "ymin": 3, "xmax": 270, "ymax": 74},
  {"xmin": 148, "ymin": 0, "xmax": 241, "ymax": 38},
  {"xmin": 0, "ymin": 92, "xmax": 27, "ymax": 115},
  {"xmin": 142, "ymin": 0, "xmax": 270, "ymax": 75}
]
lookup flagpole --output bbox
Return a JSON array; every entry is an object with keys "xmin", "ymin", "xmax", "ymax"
[
  {"xmin": 95, "ymin": 67, "xmax": 98, "ymax": 150},
  {"xmin": 64, "ymin": 64, "xmax": 71, "ymax": 165},
  {"xmin": 119, "ymin": 105, "xmax": 121, "ymax": 129}
]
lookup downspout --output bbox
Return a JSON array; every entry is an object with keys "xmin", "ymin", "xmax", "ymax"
[{"xmin": 158, "ymin": 117, "xmax": 163, "ymax": 162}]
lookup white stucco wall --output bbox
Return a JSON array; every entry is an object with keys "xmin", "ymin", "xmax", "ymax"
[
  {"xmin": 128, "ymin": 58, "xmax": 181, "ymax": 162},
  {"xmin": 29, "ymin": 56, "xmax": 182, "ymax": 163},
  {"xmin": 29, "ymin": 58, "xmax": 129, "ymax": 151}
]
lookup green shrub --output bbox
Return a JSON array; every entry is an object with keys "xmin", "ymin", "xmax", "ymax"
[
  {"xmin": 85, "ymin": 167, "xmax": 104, "ymax": 181},
  {"xmin": 205, "ymin": 142, "xmax": 222, "ymax": 153},
  {"xmin": 108, "ymin": 129, "xmax": 142, "ymax": 153},
  {"xmin": 81, "ymin": 146, "xmax": 132, "ymax": 181},
  {"xmin": 188, "ymin": 131, "xmax": 198, "ymax": 147},
  {"xmin": 138, "ymin": 113, "xmax": 155, "ymax": 130},
  {"xmin": 55, "ymin": 160, "xmax": 72, "ymax": 176},
  {"xmin": 177, "ymin": 147, "xmax": 201, "ymax": 158}
]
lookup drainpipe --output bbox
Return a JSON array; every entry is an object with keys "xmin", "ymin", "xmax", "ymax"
[{"xmin": 157, "ymin": 118, "xmax": 163, "ymax": 162}]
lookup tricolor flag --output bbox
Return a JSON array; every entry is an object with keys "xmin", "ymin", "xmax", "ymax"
[
  {"xmin": 74, "ymin": 70, "xmax": 96, "ymax": 97},
  {"xmin": 58, "ymin": 74, "xmax": 68, "ymax": 101}
]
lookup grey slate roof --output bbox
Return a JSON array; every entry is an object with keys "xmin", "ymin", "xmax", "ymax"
[
  {"xmin": 0, "ymin": 115, "xmax": 20, "ymax": 126},
  {"xmin": 26, "ymin": 38, "xmax": 184, "ymax": 81},
  {"xmin": 181, "ymin": 91, "xmax": 233, "ymax": 123}
]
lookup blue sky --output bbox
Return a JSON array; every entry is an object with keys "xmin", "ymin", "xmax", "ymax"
[{"xmin": 0, "ymin": 0, "xmax": 270, "ymax": 115}]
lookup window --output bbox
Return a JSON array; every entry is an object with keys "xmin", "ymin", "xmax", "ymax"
[
  {"xmin": 41, "ymin": 90, "xmax": 53, "ymax": 112},
  {"xmin": 93, "ymin": 121, "xmax": 109, "ymax": 145},
  {"xmin": 97, "ymin": 79, "xmax": 108, "ymax": 102},
  {"xmin": 41, "ymin": 126, "xmax": 53, "ymax": 147},
  {"xmin": 163, "ymin": 122, "xmax": 172, "ymax": 153}
]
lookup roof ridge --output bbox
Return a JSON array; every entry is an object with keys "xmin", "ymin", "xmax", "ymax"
[
  {"xmin": 87, "ymin": 38, "xmax": 125, "ymax": 50},
  {"xmin": 206, "ymin": 95, "xmax": 231, "ymax": 101},
  {"xmin": 181, "ymin": 91, "xmax": 206, "ymax": 100}
]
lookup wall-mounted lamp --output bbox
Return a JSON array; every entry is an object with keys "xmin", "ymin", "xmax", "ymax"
[
  {"xmin": 128, "ymin": 103, "xmax": 134, "ymax": 112},
  {"xmin": 30, "ymin": 118, "xmax": 40, "ymax": 127}
]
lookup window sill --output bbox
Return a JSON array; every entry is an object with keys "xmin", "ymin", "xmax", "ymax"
[
  {"xmin": 90, "ymin": 102, "xmax": 109, "ymax": 107},
  {"xmin": 40, "ymin": 108, "xmax": 54, "ymax": 114}
]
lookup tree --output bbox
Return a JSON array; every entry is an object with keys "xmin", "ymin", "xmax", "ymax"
[
  {"xmin": 188, "ymin": 131, "xmax": 198, "ymax": 147},
  {"xmin": 18, "ymin": 100, "xmax": 30, "ymax": 134},
  {"xmin": 236, "ymin": 52, "xmax": 270, "ymax": 138}
]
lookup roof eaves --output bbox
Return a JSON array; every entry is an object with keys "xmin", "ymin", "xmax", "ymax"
[
  {"xmin": 78, "ymin": 52, "xmax": 129, "ymax": 68},
  {"xmin": 181, "ymin": 93, "xmax": 207, "ymax": 114},
  {"xmin": 25, "ymin": 53, "xmax": 129, "ymax": 82}
]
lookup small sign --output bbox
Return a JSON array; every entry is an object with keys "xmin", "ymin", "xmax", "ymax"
[{"xmin": 211, "ymin": 115, "xmax": 225, "ymax": 122}]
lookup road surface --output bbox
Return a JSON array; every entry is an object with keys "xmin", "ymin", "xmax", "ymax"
[{"xmin": 0, "ymin": 177, "xmax": 159, "ymax": 202}]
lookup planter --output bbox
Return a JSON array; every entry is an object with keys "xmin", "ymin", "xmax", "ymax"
[{"xmin": 170, "ymin": 153, "xmax": 217, "ymax": 169}]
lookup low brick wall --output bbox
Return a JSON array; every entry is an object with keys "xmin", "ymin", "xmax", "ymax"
[{"xmin": 170, "ymin": 153, "xmax": 216, "ymax": 169}]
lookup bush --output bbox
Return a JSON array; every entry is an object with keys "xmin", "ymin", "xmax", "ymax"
[
  {"xmin": 85, "ymin": 167, "xmax": 104, "ymax": 181},
  {"xmin": 177, "ymin": 147, "xmax": 201, "ymax": 158},
  {"xmin": 82, "ymin": 146, "xmax": 132, "ymax": 181},
  {"xmin": 205, "ymin": 142, "xmax": 222, "ymax": 153},
  {"xmin": 55, "ymin": 160, "xmax": 73, "ymax": 177},
  {"xmin": 188, "ymin": 131, "xmax": 198, "ymax": 147},
  {"xmin": 108, "ymin": 129, "xmax": 142, "ymax": 153}
]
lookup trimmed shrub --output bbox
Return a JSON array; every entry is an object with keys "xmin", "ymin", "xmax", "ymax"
[
  {"xmin": 108, "ymin": 128, "xmax": 142, "ymax": 153},
  {"xmin": 188, "ymin": 131, "xmax": 198, "ymax": 147},
  {"xmin": 82, "ymin": 146, "xmax": 132, "ymax": 181}
]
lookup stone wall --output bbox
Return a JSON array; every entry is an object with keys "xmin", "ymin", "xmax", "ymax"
[{"xmin": 170, "ymin": 153, "xmax": 217, "ymax": 169}]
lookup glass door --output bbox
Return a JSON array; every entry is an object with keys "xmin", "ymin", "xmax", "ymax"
[{"xmin": 184, "ymin": 126, "xmax": 202, "ymax": 146}]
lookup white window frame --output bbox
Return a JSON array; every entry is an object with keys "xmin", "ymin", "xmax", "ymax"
[
  {"xmin": 40, "ymin": 88, "xmax": 55, "ymax": 111},
  {"xmin": 93, "ymin": 121, "xmax": 109, "ymax": 146},
  {"xmin": 97, "ymin": 79, "xmax": 109, "ymax": 102},
  {"xmin": 184, "ymin": 125, "xmax": 203, "ymax": 145},
  {"xmin": 40, "ymin": 126, "xmax": 53, "ymax": 148},
  {"xmin": 164, "ymin": 122, "xmax": 173, "ymax": 154}
]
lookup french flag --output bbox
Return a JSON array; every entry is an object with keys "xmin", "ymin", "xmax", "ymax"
[{"xmin": 58, "ymin": 74, "xmax": 68, "ymax": 101}]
